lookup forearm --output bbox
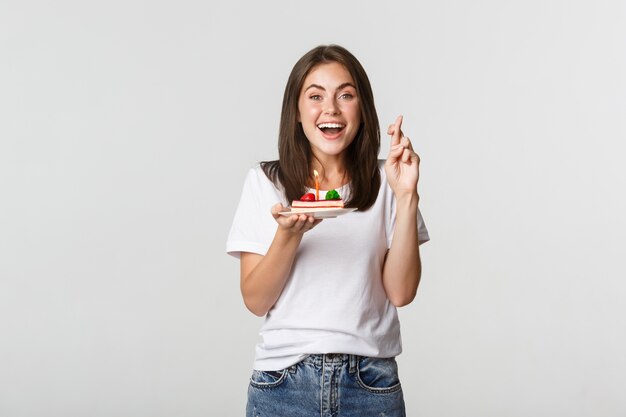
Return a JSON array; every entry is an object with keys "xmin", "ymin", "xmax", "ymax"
[
  {"xmin": 382, "ymin": 192, "xmax": 422, "ymax": 307},
  {"xmin": 241, "ymin": 228, "xmax": 302, "ymax": 316}
]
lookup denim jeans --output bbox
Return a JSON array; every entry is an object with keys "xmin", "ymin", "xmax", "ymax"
[{"xmin": 246, "ymin": 354, "xmax": 405, "ymax": 417}]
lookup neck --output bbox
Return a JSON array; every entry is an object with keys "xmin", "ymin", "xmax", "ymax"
[{"xmin": 310, "ymin": 154, "xmax": 348, "ymax": 190}]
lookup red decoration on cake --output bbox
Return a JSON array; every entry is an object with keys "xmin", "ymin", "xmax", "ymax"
[{"xmin": 291, "ymin": 190, "xmax": 344, "ymax": 212}]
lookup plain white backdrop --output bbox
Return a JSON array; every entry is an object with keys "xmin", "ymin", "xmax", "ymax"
[{"xmin": 1, "ymin": 1, "xmax": 625, "ymax": 416}]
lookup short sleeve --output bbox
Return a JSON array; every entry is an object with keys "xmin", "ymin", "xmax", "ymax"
[
  {"xmin": 226, "ymin": 167, "xmax": 284, "ymax": 259},
  {"xmin": 416, "ymin": 207, "xmax": 430, "ymax": 245}
]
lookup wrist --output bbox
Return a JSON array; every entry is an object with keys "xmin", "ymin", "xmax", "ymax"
[
  {"xmin": 395, "ymin": 191, "xmax": 420, "ymax": 208},
  {"xmin": 275, "ymin": 225, "xmax": 304, "ymax": 246}
]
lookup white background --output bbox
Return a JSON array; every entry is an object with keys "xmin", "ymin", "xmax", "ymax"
[{"xmin": 1, "ymin": 1, "xmax": 625, "ymax": 416}]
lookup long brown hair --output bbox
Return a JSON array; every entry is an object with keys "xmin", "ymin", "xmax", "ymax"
[{"xmin": 262, "ymin": 44, "xmax": 381, "ymax": 210}]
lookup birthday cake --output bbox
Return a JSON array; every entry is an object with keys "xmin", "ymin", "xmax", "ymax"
[{"xmin": 291, "ymin": 190, "xmax": 344, "ymax": 212}]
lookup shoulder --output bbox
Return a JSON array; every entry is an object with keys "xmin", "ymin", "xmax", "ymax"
[
  {"xmin": 242, "ymin": 164, "xmax": 271, "ymax": 184},
  {"xmin": 241, "ymin": 164, "xmax": 270, "ymax": 190},
  {"xmin": 241, "ymin": 164, "xmax": 286, "ymax": 203},
  {"xmin": 246, "ymin": 163, "xmax": 265, "ymax": 179}
]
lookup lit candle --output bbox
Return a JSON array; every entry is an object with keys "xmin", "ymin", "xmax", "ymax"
[{"xmin": 313, "ymin": 169, "xmax": 319, "ymax": 200}]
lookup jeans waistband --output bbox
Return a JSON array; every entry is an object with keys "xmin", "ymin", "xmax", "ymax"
[{"xmin": 301, "ymin": 354, "xmax": 359, "ymax": 372}]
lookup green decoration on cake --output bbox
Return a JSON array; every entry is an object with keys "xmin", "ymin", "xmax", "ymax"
[{"xmin": 325, "ymin": 189, "xmax": 340, "ymax": 200}]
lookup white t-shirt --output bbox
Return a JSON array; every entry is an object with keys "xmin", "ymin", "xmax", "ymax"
[{"xmin": 226, "ymin": 161, "xmax": 429, "ymax": 371}]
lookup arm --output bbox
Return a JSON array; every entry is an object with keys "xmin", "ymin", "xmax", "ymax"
[
  {"xmin": 382, "ymin": 192, "xmax": 422, "ymax": 307},
  {"xmin": 240, "ymin": 204, "xmax": 321, "ymax": 316},
  {"xmin": 382, "ymin": 115, "xmax": 423, "ymax": 307}
]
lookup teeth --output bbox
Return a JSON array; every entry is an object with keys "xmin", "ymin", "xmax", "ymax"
[{"xmin": 317, "ymin": 123, "xmax": 345, "ymax": 129}]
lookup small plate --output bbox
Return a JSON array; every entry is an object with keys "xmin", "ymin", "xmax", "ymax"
[{"xmin": 279, "ymin": 208, "xmax": 357, "ymax": 219}]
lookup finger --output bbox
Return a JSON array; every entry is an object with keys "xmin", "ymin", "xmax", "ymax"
[
  {"xmin": 387, "ymin": 127, "xmax": 404, "ymax": 139},
  {"xmin": 276, "ymin": 214, "xmax": 296, "ymax": 228},
  {"xmin": 303, "ymin": 216, "xmax": 321, "ymax": 231},
  {"xmin": 296, "ymin": 214, "xmax": 308, "ymax": 226},
  {"xmin": 389, "ymin": 115, "xmax": 403, "ymax": 146},
  {"xmin": 402, "ymin": 148, "xmax": 420, "ymax": 164},
  {"xmin": 298, "ymin": 214, "xmax": 315, "ymax": 231},
  {"xmin": 392, "ymin": 115, "xmax": 403, "ymax": 145},
  {"xmin": 389, "ymin": 134, "xmax": 412, "ymax": 157},
  {"xmin": 271, "ymin": 203, "xmax": 285, "ymax": 219},
  {"xmin": 285, "ymin": 214, "xmax": 300, "ymax": 226},
  {"xmin": 401, "ymin": 148, "xmax": 412, "ymax": 163},
  {"xmin": 286, "ymin": 216, "xmax": 302, "ymax": 231},
  {"xmin": 387, "ymin": 114, "xmax": 402, "ymax": 134},
  {"xmin": 402, "ymin": 136, "xmax": 414, "ymax": 151},
  {"xmin": 387, "ymin": 123, "xmax": 402, "ymax": 137},
  {"xmin": 387, "ymin": 143, "xmax": 405, "ymax": 162}
]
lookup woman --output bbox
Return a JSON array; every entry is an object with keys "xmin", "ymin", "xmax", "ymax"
[{"xmin": 227, "ymin": 44, "xmax": 429, "ymax": 416}]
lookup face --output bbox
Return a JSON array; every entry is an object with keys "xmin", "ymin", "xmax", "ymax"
[{"xmin": 297, "ymin": 62, "xmax": 361, "ymax": 160}]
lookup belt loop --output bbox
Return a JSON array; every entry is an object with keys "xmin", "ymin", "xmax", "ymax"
[{"xmin": 349, "ymin": 355, "xmax": 358, "ymax": 374}]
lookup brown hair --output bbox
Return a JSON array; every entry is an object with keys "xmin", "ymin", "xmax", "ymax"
[{"xmin": 262, "ymin": 44, "xmax": 381, "ymax": 210}]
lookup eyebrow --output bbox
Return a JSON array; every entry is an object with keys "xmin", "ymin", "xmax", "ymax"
[{"xmin": 304, "ymin": 82, "xmax": 356, "ymax": 92}]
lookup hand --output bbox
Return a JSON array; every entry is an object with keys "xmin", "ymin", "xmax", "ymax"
[
  {"xmin": 384, "ymin": 115, "xmax": 420, "ymax": 198},
  {"xmin": 271, "ymin": 203, "xmax": 323, "ymax": 234}
]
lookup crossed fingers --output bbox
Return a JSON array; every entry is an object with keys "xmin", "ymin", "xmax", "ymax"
[{"xmin": 388, "ymin": 115, "xmax": 417, "ymax": 163}]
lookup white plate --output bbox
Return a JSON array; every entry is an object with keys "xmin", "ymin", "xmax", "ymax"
[{"xmin": 279, "ymin": 208, "xmax": 357, "ymax": 219}]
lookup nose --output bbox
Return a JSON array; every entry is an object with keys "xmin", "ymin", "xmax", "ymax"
[{"xmin": 323, "ymin": 99, "xmax": 339, "ymax": 115}]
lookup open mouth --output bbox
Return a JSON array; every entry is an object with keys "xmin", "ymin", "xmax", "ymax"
[{"xmin": 317, "ymin": 122, "xmax": 345, "ymax": 136}]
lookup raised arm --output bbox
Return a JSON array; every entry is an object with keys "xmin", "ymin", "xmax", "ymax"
[
  {"xmin": 240, "ymin": 204, "xmax": 321, "ymax": 316},
  {"xmin": 382, "ymin": 115, "xmax": 422, "ymax": 307}
]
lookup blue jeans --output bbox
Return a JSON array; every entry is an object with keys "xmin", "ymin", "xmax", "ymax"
[{"xmin": 247, "ymin": 354, "xmax": 406, "ymax": 417}]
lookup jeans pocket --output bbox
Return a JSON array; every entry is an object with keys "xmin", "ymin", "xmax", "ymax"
[
  {"xmin": 356, "ymin": 357, "xmax": 402, "ymax": 394},
  {"xmin": 249, "ymin": 369, "xmax": 288, "ymax": 389}
]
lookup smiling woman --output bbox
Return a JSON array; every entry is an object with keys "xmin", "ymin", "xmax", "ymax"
[
  {"xmin": 298, "ymin": 62, "xmax": 362, "ymax": 162},
  {"xmin": 227, "ymin": 44, "xmax": 430, "ymax": 417}
]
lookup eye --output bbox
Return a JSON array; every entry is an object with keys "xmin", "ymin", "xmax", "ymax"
[
  {"xmin": 309, "ymin": 94, "xmax": 322, "ymax": 101},
  {"xmin": 339, "ymin": 93, "xmax": 354, "ymax": 100}
]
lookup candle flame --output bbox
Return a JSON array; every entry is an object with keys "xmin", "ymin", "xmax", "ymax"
[{"xmin": 313, "ymin": 169, "xmax": 319, "ymax": 178}]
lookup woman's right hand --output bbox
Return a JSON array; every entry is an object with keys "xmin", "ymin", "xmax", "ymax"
[{"xmin": 271, "ymin": 203, "xmax": 323, "ymax": 234}]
